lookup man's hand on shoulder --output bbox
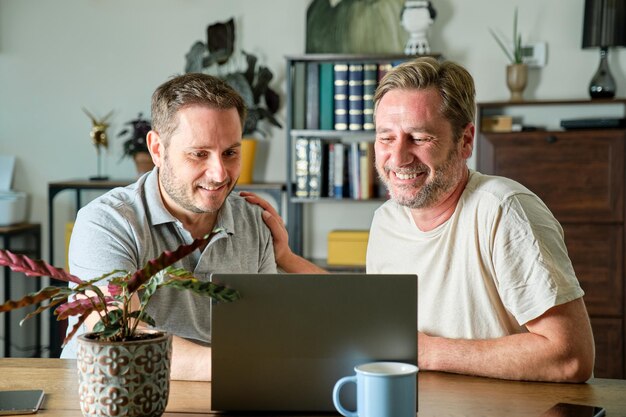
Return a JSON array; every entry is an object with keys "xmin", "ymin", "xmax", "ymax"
[
  {"xmin": 241, "ymin": 191, "xmax": 327, "ymax": 274},
  {"xmin": 240, "ymin": 191, "xmax": 291, "ymax": 264}
]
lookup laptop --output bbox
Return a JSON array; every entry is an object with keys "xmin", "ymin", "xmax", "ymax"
[{"xmin": 210, "ymin": 273, "xmax": 417, "ymax": 412}]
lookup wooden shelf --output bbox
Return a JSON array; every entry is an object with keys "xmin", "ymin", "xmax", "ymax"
[
  {"xmin": 478, "ymin": 98, "xmax": 626, "ymax": 109},
  {"xmin": 285, "ymin": 53, "xmax": 440, "ymax": 62}
]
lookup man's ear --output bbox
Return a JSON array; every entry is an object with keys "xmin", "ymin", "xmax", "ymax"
[
  {"xmin": 147, "ymin": 130, "xmax": 163, "ymax": 167},
  {"xmin": 460, "ymin": 123, "xmax": 475, "ymax": 159}
]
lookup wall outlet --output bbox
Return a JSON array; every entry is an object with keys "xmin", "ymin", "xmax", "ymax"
[{"xmin": 521, "ymin": 42, "xmax": 547, "ymax": 67}]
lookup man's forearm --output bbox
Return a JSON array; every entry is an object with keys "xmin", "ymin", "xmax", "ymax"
[
  {"xmin": 422, "ymin": 334, "xmax": 568, "ymax": 381},
  {"xmin": 278, "ymin": 252, "xmax": 328, "ymax": 274},
  {"xmin": 419, "ymin": 299, "xmax": 595, "ymax": 382},
  {"xmin": 170, "ymin": 335, "xmax": 212, "ymax": 381}
]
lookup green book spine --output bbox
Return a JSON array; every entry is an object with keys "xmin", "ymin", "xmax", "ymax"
[
  {"xmin": 292, "ymin": 62, "xmax": 307, "ymax": 130},
  {"xmin": 319, "ymin": 63, "xmax": 334, "ymax": 130},
  {"xmin": 306, "ymin": 62, "xmax": 320, "ymax": 129}
]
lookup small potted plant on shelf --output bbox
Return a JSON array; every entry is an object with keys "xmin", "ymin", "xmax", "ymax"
[
  {"xmin": 489, "ymin": 7, "xmax": 528, "ymax": 101},
  {"xmin": 117, "ymin": 112, "xmax": 155, "ymax": 175},
  {"xmin": 184, "ymin": 17, "xmax": 282, "ymax": 183},
  {"xmin": 0, "ymin": 235, "xmax": 239, "ymax": 417}
]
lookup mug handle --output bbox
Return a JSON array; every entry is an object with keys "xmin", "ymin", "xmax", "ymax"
[{"xmin": 332, "ymin": 375, "xmax": 358, "ymax": 417}]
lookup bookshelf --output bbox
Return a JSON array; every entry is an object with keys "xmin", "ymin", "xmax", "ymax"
[{"xmin": 284, "ymin": 54, "xmax": 428, "ymax": 258}]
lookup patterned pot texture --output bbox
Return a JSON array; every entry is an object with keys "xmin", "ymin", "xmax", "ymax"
[{"xmin": 76, "ymin": 330, "xmax": 172, "ymax": 417}]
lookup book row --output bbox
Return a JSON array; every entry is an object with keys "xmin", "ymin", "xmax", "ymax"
[
  {"xmin": 294, "ymin": 137, "xmax": 388, "ymax": 200},
  {"xmin": 291, "ymin": 60, "xmax": 406, "ymax": 132}
]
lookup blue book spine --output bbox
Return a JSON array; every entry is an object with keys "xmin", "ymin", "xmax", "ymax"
[
  {"xmin": 333, "ymin": 63, "xmax": 349, "ymax": 131},
  {"xmin": 327, "ymin": 143, "xmax": 335, "ymax": 198},
  {"xmin": 363, "ymin": 63, "xmax": 377, "ymax": 131},
  {"xmin": 348, "ymin": 63, "xmax": 364, "ymax": 131},
  {"xmin": 333, "ymin": 143, "xmax": 345, "ymax": 198},
  {"xmin": 349, "ymin": 142, "xmax": 360, "ymax": 199}
]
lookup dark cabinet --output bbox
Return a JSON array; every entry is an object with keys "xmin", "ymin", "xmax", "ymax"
[{"xmin": 477, "ymin": 99, "xmax": 626, "ymax": 378}]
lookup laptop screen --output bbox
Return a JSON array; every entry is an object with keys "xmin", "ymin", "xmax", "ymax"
[{"xmin": 210, "ymin": 273, "xmax": 417, "ymax": 412}]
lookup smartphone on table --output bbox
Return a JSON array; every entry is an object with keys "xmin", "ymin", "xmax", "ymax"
[
  {"xmin": 540, "ymin": 402, "xmax": 606, "ymax": 417},
  {"xmin": 0, "ymin": 390, "xmax": 45, "ymax": 415}
]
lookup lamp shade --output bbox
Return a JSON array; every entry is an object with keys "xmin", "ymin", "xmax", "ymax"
[{"xmin": 582, "ymin": 0, "xmax": 626, "ymax": 48}]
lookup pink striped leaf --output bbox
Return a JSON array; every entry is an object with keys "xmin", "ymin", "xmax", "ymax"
[{"xmin": 0, "ymin": 249, "xmax": 82, "ymax": 284}]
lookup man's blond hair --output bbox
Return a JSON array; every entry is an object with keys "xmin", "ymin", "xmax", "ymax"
[{"xmin": 374, "ymin": 57, "xmax": 475, "ymax": 141}]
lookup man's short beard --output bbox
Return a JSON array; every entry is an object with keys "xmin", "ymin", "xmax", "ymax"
[
  {"xmin": 160, "ymin": 151, "xmax": 234, "ymax": 214},
  {"xmin": 380, "ymin": 145, "xmax": 462, "ymax": 209}
]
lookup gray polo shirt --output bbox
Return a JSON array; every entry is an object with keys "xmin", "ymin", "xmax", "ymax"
[{"xmin": 60, "ymin": 168, "xmax": 276, "ymax": 358}]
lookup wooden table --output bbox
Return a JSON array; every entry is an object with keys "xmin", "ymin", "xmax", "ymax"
[{"xmin": 1, "ymin": 358, "xmax": 625, "ymax": 416}]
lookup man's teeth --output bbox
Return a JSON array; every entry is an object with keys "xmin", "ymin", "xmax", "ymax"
[
  {"xmin": 199, "ymin": 185, "xmax": 221, "ymax": 190},
  {"xmin": 395, "ymin": 172, "xmax": 418, "ymax": 180}
]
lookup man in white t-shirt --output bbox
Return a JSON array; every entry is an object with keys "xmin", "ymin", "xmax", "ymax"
[{"xmin": 244, "ymin": 57, "xmax": 595, "ymax": 382}]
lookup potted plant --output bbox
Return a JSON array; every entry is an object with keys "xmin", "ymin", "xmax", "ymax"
[
  {"xmin": 117, "ymin": 113, "xmax": 155, "ymax": 176},
  {"xmin": 184, "ymin": 18, "xmax": 282, "ymax": 184},
  {"xmin": 489, "ymin": 7, "xmax": 528, "ymax": 101},
  {"xmin": 0, "ymin": 235, "xmax": 239, "ymax": 417}
]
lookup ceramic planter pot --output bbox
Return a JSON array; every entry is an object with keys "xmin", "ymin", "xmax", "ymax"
[
  {"xmin": 132, "ymin": 152, "xmax": 155, "ymax": 176},
  {"xmin": 76, "ymin": 331, "xmax": 172, "ymax": 417},
  {"xmin": 506, "ymin": 63, "xmax": 528, "ymax": 102}
]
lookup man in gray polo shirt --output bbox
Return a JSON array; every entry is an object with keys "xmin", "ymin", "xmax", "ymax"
[{"xmin": 60, "ymin": 73, "xmax": 277, "ymax": 381}]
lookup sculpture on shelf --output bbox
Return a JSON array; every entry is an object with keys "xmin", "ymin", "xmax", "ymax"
[
  {"xmin": 306, "ymin": 0, "xmax": 407, "ymax": 53},
  {"xmin": 401, "ymin": 0, "xmax": 437, "ymax": 55},
  {"xmin": 82, "ymin": 108, "xmax": 113, "ymax": 181}
]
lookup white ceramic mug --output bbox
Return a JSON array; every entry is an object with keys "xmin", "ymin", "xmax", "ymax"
[{"xmin": 332, "ymin": 362, "xmax": 418, "ymax": 417}]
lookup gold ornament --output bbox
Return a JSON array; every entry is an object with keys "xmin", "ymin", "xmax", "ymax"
[{"xmin": 82, "ymin": 107, "xmax": 113, "ymax": 149}]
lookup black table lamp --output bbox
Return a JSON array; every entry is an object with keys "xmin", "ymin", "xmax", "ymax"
[{"xmin": 582, "ymin": 0, "xmax": 626, "ymax": 98}]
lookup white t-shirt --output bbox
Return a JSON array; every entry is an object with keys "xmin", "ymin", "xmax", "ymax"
[{"xmin": 367, "ymin": 170, "xmax": 584, "ymax": 339}]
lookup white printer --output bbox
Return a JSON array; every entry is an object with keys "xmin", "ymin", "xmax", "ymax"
[{"xmin": 0, "ymin": 155, "xmax": 28, "ymax": 226}]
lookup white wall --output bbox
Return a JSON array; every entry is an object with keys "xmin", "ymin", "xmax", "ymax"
[{"xmin": 1, "ymin": 0, "xmax": 625, "ymax": 264}]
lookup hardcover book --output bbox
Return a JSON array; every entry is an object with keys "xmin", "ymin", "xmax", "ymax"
[
  {"xmin": 359, "ymin": 142, "xmax": 375, "ymax": 199},
  {"xmin": 295, "ymin": 137, "xmax": 309, "ymax": 198},
  {"xmin": 349, "ymin": 142, "xmax": 361, "ymax": 199},
  {"xmin": 363, "ymin": 63, "xmax": 377, "ymax": 131},
  {"xmin": 377, "ymin": 61, "xmax": 393, "ymax": 81},
  {"xmin": 333, "ymin": 63, "xmax": 349, "ymax": 131},
  {"xmin": 319, "ymin": 63, "xmax": 335, "ymax": 130},
  {"xmin": 348, "ymin": 63, "xmax": 364, "ymax": 131},
  {"xmin": 306, "ymin": 62, "xmax": 320, "ymax": 130},
  {"xmin": 327, "ymin": 142, "xmax": 336, "ymax": 198},
  {"xmin": 292, "ymin": 62, "xmax": 307, "ymax": 130},
  {"xmin": 308, "ymin": 137, "xmax": 323, "ymax": 198},
  {"xmin": 333, "ymin": 142, "xmax": 345, "ymax": 198}
]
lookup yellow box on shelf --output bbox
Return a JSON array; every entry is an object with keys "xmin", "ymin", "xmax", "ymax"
[
  {"xmin": 327, "ymin": 230, "xmax": 370, "ymax": 266},
  {"xmin": 481, "ymin": 115, "xmax": 513, "ymax": 132}
]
